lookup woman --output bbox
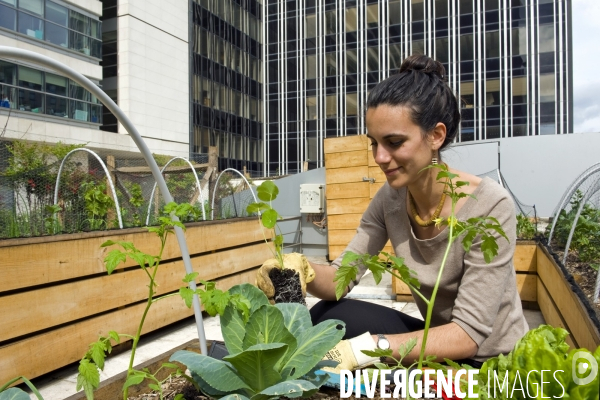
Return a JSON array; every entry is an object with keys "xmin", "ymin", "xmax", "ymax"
[{"xmin": 258, "ymin": 55, "xmax": 527, "ymax": 368}]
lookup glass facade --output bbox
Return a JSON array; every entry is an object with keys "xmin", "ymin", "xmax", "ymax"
[
  {"xmin": 0, "ymin": 0, "xmax": 102, "ymax": 58},
  {"xmin": 264, "ymin": 0, "xmax": 573, "ymax": 176},
  {"xmin": 191, "ymin": 0, "xmax": 264, "ymax": 176},
  {"xmin": 0, "ymin": 60, "xmax": 102, "ymax": 123}
]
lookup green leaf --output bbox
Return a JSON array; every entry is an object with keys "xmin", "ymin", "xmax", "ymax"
[
  {"xmin": 261, "ymin": 209, "xmax": 278, "ymax": 229},
  {"xmin": 256, "ymin": 181, "xmax": 279, "ymax": 202},
  {"xmin": 89, "ymin": 340, "xmax": 108, "ymax": 370},
  {"xmin": 228, "ymin": 284, "xmax": 270, "ymax": 315},
  {"xmin": 77, "ymin": 359, "xmax": 99, "ymax": 400},
  {"xmin": 108, "ymin": 330, "xmax": 120, "ymax": 343},
  {"xmin": 220, "ymin": 395, "xmax": 250, "ymax": 400},
  {"xmin": 275, "ymin": 303, "xmax": 313, "ymax": 339},
  {"xmin": 170, "ymin": 351, "xmax": 251, "ymax": 393},
  {"xmin": 253, "ymin": 380, "xmax": 319, "ymax": 400},
  {"xmin": 179, "ymin": 287, "xmax": 194, "ymax": 308},
  {"xmin": 221, "ymin": 305, "xmax": 247, "ymax": 355},
  {"xmin": 333, "ymin": 264, "xmax": 358, "ymax": 300},
  {"xmin": 281, "ymin": 319, "xmax": 346, "ymax": 379},
  {"xmin": 183, "ymin": 272, "xmax": 199, "ymax": 283},
  {"xmin": 224, "ymin": 343, "xmax": 288, "ymax": 392},
  {"xmin": 273, "ymin": 234, "xmax": 284, "ymax": 246},
  {"xmin": 481, "ymin": 234, "xmax": 499, "ymax": 263},
  {"xmin": 0, "ymin": 388, "xmax": 30, "ymax": 400},
  {"xmin": 242, "ymin": 306, "xmax": 297, "ymax": 357},
  {"xmin": 104, "ymin": 250, "xmax": 127, "ymax": 274},
  {"xmin": 398, "ymin": 337, "xmax": 417, "ymax": 361},
  {"xmin": 362, "ymin": 348, "xmax": 393, "ymax": 358},
  {"xmin": 122, "ymin": 373, "xmax": 145, "ymax": 391},
  {"xmin": 246, "ymin": 202, "xmax": 270, "ymax": 214}
]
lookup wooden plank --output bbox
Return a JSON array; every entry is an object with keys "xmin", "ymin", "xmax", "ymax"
[
  {"xmin": 369, "ymin": 166, "xmax": 386, "ymax": 184},
  {"xmin": 0, "ymin": 218, "xmax": 266, "ymax": 293},
  {"xmin": 327, "ymin": 214, "xmax": 363, "ymax": 230},
  {"xmin": 0, "ymin": 269, "xmax": 256, "ymax": 383},
  {"xmin": 537, "ymin": 278, "xmax": 578, "ymax": 349},
  {"xmin": 537, "ymin": 246, "xmax": 600, "ymax": 350},
  {"xmin": 325, "ymin": 150, "xmax": 368, "ymax": 169},
  {"xmin": 328, "ymin": 230, "xmax": 357, "ymax": 246},
  {"xmin": 327, "ymin": 198, "xmax": 371, "ymax": 215},
  {"xmin": 325, "ymin": 166, "xmax": 369, "ymax": 185},
  {"xmin": 513, "ymin": 244, "xmax": 537, "ymax": 272},
  {"xmin": 0, "ymin": 244, "xmax": 271, "ymax": 342},
  {"xmin": 368, "ymin": 152, "xmax": 378, "ymax": 167},
  {"xmin": 324, "ymin": 135, "xmax": 368, "ymax": 154},
  {"xmin": 327, "ymin": 182, "xmax": 370, "ymax": 200}
]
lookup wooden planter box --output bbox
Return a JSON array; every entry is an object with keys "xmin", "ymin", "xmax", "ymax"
[
  {"xmin": 0, "ymin": 218, "xmax": 272, "ymax": 384},
  {"xmin": 392, "ymin": 241, "xmax": 600, "ymax": 350}
]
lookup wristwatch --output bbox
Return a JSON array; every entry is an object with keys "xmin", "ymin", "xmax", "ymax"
[
  {"xmin": 377, "ymin": 334, "xmax": 390, "ymax": 350},
  {"xmin": 377, "ymin": 334, "xmax": 390, "ymax": 362}
]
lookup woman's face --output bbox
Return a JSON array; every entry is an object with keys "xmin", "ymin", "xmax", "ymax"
[{"xmin": 366, "ymin": 104, "xmax": 441, "ymax": 190}]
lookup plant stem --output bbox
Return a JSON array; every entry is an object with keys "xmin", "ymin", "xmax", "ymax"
[{"xmin": 123, "ymin": 237, "xmax": 166, "ymax": 400}]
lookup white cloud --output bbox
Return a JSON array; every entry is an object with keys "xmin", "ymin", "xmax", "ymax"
[{"xmin": 572, "ymin": 0, "xmax": 600, "ymax": 133}]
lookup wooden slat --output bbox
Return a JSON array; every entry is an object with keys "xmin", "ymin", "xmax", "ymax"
[
  {"xmin": 0, "ymin": 244, "xmax": 271, "ymax": 342},
  {"xmin": 325, "ymin": 150, "xmax": 368, "ymax": 169},
  {"xmin": 368, "ymin": 152, "xmax": 378, "ymax": 166},
  {"xmin": 0, "ymin": 269, "xmax": 256, "ymax": 383},
  {"xmin": 327, "ymin": 214, "xmax": 363, "ymax": 230},
  {"xmin": 324, "ymin": 135, "xmax": 368, "ymax": 154},
  {"xmin": 326, "ymin": 182, "xmax": 370, "ymax": 200},
  {"xmin": 537, "ymin": 278, "xmax": 578, "ymax": 349},
  {"xmin": 369, "ymin": 166, "xmax": 386, "ymax": 183},
  {"xmin": 0, "ymin": 218, "xmax": 266, "ymax": 293},
  {"xmin": 325, "ymin": 166, "xmax": 369, "ymax": 185},
  {"xmin": 537, "ymin": 246, "xmax": 600, "ymax": 350},
  {"xmin": 327, "ymin": 198, "xmax": 371, "ymax": 214},
  {"xmin": 328, "ymin": 230, "xmax": 357, "ymax": 246},
  {"xmin": 513, "ymin": 243, "xmax": 537, "ymax": 272}
]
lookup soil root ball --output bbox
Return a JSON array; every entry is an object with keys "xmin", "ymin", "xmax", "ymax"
[{"xmin": 269, "ymin": 267, "xmax": 306, "ymax": 305}]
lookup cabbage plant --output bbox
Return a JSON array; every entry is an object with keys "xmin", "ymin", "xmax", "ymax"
[{"xmin": 171, "ymin": 284, "xmax": 345, "ymax": 399}]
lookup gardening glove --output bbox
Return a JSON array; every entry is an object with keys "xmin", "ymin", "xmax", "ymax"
[
  {"xmin": 322, "ymin": 332, "xmax": 379, "ymax": 373},
  {"xmin": 255, "ymin": 253, "xmax": 316, "ymax": 299}
]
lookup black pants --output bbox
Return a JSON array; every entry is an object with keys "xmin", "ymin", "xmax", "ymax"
[{"xmin": 310, "ymin": 298, "xmax": 483, "ymax": 369}]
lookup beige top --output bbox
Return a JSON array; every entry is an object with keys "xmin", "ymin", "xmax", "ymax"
[{"xmin": 332, "ymin": 177, "xmax": 528, "ymax": 361}]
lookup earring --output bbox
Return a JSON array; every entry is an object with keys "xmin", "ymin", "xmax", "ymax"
[{"xmin": 431, "ymin": 150, "xmax": 438, "ymax": 165}]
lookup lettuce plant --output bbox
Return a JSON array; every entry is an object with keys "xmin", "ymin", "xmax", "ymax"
[{"xmin": 170, "ymin": 283, "xmax": 345, "ymax": 399}]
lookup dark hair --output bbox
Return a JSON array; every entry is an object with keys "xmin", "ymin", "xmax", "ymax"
[{"xmin": 366, "ymin": 54, "xmax": 461, "ymax": 150}]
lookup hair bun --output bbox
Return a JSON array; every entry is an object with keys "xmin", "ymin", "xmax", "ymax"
[{"xmin": 399, "ymin": 54, "xmax": 446, "ymax": 80}]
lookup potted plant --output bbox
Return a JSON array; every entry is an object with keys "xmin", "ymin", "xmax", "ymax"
[{"xmin": 246, "ymin": 181, "xmax": 307, "ymax": 304}]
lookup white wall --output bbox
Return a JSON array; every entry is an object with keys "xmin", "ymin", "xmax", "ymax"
[
  {"xmin": 443, "ymin": 133, "xmax": 600, "ymax": 217},
  {"xmin": 116, "ymin": 1, "xmax": 189, "ymax": 156}
]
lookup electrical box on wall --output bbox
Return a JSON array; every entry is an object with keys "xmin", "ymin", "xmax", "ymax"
[{"xmin": 299, "ymin": 184, "xmax": 325, "ymax": 213}]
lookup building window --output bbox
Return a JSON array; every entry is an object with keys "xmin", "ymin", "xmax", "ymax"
[
  {"xmin": 539, "ymin": 24, "xmax": 554, "ymax": 53},
  {"xmin": 0, "ymin": 60, "xmax": 101, "ymax": 123},
  {"xmin": 412, "ymin": 0, "xmax": 424, "ymax": 21},
  {"xmin": 0, "ymin": 0, "xmax": 101, "ymax": 57},
  {"xmin": 539, "ymin": 73, "xmax": 555, "ymax": 102},
  {"xmin": 366, "ymin": 4, "xmax": 378, "ymax": 28}
]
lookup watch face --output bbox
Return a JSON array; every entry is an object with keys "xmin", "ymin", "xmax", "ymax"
[{"xmin": 378, "ymin": 337, "xmax": 390, "ymax": 350}]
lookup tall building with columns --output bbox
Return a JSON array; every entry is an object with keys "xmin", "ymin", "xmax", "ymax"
[{"xmin": 264, "ymin": 0, "xmax": 573, "ymax": 176}]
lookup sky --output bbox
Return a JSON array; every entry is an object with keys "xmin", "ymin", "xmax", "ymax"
[{"xmin": 572, "ymin": 0, "xmax": 600, "ymax": 133}]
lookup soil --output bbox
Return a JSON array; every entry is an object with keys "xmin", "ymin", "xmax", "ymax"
[
  {"xmin": 128, "ymin": 376, "xmax": 413, "ymax": 400},
  {"xmin": 269, "ymin": 267, "xmax": 306, "ymax": 305},
  {"xmin": 546, "ymin": 240, "xmax": 600, "ymax": 325}
]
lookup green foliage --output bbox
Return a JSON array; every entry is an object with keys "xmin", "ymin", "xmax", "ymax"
[
  {"xmin": 171, "ymin": 284, "xmax": 345, "ymax": 400},
  {"xmin": 334, "ymin": 164, "xmax": 508, "ymax": 375},
  {"xmin": 551, "ymin": 190, "xmax": 600, "ymax": 265},
  {"xmin": 476, "ymin": 325, "xmax": 600, "ymax": 399},
  {"xmin": 246, "ymin": 181, "xmax": 285, "ymax": 268},
  {"xmin": 44, "ymin": 204, "xmax": 62, "ymax": 235},
  {"xmin": 128, "ymin": 183, "xmax": 145, "ymax": 227},
  {"xmin": 81, "ymin": 181, "xmax": 115, "ymax": 230},
  {"xmin": 77, "ymin": 203, "xmax": 189, "ymax": 400},
  {"xmin": 516, "ymin": 214, "xmax": 537, "ymax": 240},
  {"xmin": 0, "ymin": 376, "xmax": 43, "ymax": 400}
]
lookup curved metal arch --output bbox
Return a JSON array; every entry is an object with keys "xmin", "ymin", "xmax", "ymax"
[
  {"xmin": 0, "ymin": 46, "xmax": 207, "ymax": 355},
  {"xmin": 145, "ymin": 157, "xmax": 206, "ymax": 226},
  {"xmin": 53, "ymin": 148, "xmax": 123, "ymax": 228},
  {"xmin": 548, "ymin": 162, "xmax": 600, "ymax": 243},
  {"xmin": 211, "ymin": 168, "xmax": 258, "ymax": 220},
  {"xmin": 561, "ymin": 176, "xmax": 600, "ymax": 266}
]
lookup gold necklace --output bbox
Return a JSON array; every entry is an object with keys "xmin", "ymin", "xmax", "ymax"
[{"xmin": 407, "ymin": 182, "xmax": 448, "ymax": 227}]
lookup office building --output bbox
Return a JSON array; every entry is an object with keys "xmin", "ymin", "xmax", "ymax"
[{"xmin": 264, "ymin": 0, "xmax": 573, "ymax": 175}]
